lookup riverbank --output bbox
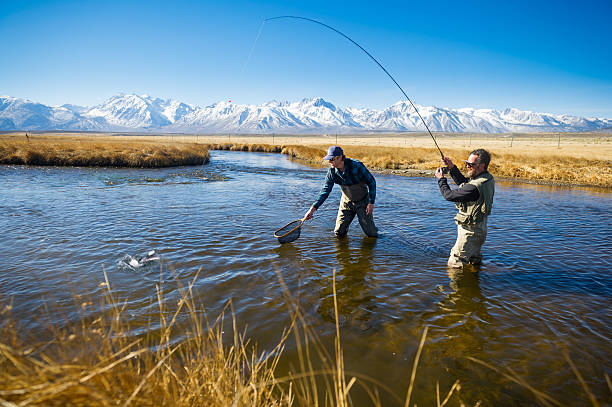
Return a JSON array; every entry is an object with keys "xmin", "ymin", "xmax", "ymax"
[
  {"xmin": 209, "ymin": 141, "xmax": 612, "ymax": 188},
  {"xmin": 1, "ymin": 132, "xmax": 610, "ymax": 187},
  {"xmin": 0, "ymin": 135, "xmax": 209, "ymax": 167}
]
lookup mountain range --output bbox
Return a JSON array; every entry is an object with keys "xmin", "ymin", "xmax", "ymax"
[{"xmin": 1, "ymin": 94, "xmax": 610, "ymax": 134}]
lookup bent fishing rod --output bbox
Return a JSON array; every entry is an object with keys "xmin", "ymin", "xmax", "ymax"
[{"xmin": 264, "ymin": 15, "xmax": 446, "ymax": 159}]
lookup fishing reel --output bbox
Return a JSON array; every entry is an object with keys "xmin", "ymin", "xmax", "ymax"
[{"xmin": 441, "ymin": 166, "xmax": 449, "ymax": 174}]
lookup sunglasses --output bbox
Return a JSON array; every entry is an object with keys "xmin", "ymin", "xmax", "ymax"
[{"xmin": 465, "ymin": 161, "xmax": 480, "ymax": 168}]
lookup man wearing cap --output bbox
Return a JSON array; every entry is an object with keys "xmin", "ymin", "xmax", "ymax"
[
  {"xmin": 435, "ymin": 149, "xmax": 495, "ymax": 268},
  {"xmin": 304, "ymin": 146, "xmax": 378, "ymax": 238}
]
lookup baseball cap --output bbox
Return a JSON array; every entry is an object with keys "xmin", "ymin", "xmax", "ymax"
[{"xmin": 323, "ymin": 146, "xmax": 344, "ymax": 160}]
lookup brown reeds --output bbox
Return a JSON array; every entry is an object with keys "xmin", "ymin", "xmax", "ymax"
[
  {"xmin": 272, "ymin": 144, "xmax": 612, "ymax": 188},
  {"xmin": 2, "ymin": 269, "xmax": 609, "ymax": 406},
  {"xmin": 0, "ymin": 137, "xmax": 209, "ymax": 167},
  {"xmin": 208, "ymin": 143, "xmax": 612, "ymax": 188},
  {"xmin": 0, "ymin": 268, "xmax": 463, "ymax": 407},
  {"xmin": 0, "ymin": 270, "xmax": 287, "ymax": 406},
  {"xmin": 2, "ymin": 133, "xmax": 610, "ymax": 186}
]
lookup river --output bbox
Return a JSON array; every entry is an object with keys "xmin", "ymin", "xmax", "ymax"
[{"xmin": 1, "ymin": 150, "xmax": 610, "ymax": 405}]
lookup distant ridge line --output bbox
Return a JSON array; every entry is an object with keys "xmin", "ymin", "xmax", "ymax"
[{"xmin": 1, "ymin": 94, "xmax": 611, "ymax": 134}]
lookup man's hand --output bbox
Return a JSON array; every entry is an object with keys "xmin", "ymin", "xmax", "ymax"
[
  {"xmin": 435, "ymin": 167, "xmax": 446, "ymax": 179},
  {"xmin": 366, "ymin": 203, "xmax": 374, "ymax": 215},
  {"xmin": 442, "ymin": 156, "xmax": 455, "ymax": 169},
  {"xmin": 303, "ymin": 206, "xmax": 316, "ymax": 220}
]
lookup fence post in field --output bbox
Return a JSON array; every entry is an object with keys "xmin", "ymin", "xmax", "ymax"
[
  {"xmin": 469, "ymin": 133, "xmax": 472, "ymax": 146},
  {"xmin": 510, "ymin": 134, "xmax": 514, "ymax": 147},
  {"xmin": 558, "ymin": 133, "xmax": 561, "ymax": 149}
]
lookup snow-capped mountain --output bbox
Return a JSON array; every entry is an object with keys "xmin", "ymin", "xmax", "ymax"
[
  {"xmin": 83, "ymin": 94, "xmax": 196, "ymax": 129},
  {"xmin": 0, "ymin": 96, "xmax": 110, "ymax": 131},
  {"xmin": 1, "ymin": 94, "xmax": 610, "ymax": 133}
]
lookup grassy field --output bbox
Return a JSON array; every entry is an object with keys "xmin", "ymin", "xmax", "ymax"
[
  {"xmin": 0, "ymin": 134, "xmax": 210, "ymax": 167},
  {"xmin": 1, "ymin": 132, "xmax": 611, "ymax": 187}
]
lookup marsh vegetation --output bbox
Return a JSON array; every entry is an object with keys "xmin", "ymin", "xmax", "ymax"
[
  {"xmin": 1, "ymin": 132, "xmax": 610, "ymax": 186},
  {"xmin": 0, "ymin": 135, "xmax": 210, "ymax": 168}
]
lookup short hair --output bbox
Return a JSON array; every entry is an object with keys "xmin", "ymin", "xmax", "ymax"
[{"xmin": 470, "ymin": 148, "xmax": 491, "ymax": 170}]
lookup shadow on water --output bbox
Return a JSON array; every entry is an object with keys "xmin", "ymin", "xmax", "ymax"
[
  {"xmin": 317, "ymin": 237, "xmax": 379, "ymax": 331},
  {"xmin": 424, "ymin": 268, "xmax": 490, "ymax": 353}
]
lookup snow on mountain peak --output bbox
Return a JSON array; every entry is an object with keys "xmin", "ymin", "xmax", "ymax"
[{"xmin": 1, "ymin": 93, "xmax": 610, "ymax": 133}]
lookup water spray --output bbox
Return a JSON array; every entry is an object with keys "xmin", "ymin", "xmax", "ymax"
[{"xmin": 262, "ymin": 15, "xmax": 446, "ymax": 160}]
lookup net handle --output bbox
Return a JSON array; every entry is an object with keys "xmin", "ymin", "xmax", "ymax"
[{"xmin": 273, "ymin": 218, "xmax": 306, "ymax": 238}]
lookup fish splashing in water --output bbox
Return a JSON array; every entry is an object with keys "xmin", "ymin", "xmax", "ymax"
[{"xmin": 118, "ymin": 250, "xmax": 160, "ymax": 271}]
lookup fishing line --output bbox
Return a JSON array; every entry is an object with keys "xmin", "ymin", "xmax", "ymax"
[
  {"xmin": 241, "ymin": 20, "xmax": 266, "ymax": 77},
  {"xmin": 264, "ymin": 15, "xmax": 446, "ymax": 159}
]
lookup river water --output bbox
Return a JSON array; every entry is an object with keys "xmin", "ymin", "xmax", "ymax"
[{"xmin": 1, "ymin": 150, "xmax": 611, "ymax": 405}]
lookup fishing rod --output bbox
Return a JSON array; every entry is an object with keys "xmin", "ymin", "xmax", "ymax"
[{"xmin": 264, "ymin": 15, "xmax": 446, "ymax": 160}]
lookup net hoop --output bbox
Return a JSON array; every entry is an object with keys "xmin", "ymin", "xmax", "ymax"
[{"xmin": 274, "ymin": 219, "xmax": 304, "ymax": 239}]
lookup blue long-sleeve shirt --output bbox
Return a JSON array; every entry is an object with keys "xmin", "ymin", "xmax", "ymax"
[{"xmin": 312, "ymin": 158, "xmax": 376, "ymax": 208}]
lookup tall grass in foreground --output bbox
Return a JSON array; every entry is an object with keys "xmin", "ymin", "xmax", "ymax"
[
  {"xmin": 0, "ymin": 139, "xmax": 210, "ymax": 167},
  {"xmin": 0, "ymin": 268, "xmax": 462, "ymax": 406},
  {"xmin": 1, "ymin": 270, "xmax": 609, "ymax": 406}
]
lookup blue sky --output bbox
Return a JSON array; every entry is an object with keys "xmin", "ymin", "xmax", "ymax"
[{"xmin": 1, "ymin": 0, "xmax": 611, "ymax": 118}]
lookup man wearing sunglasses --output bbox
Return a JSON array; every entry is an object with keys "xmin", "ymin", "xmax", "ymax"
[
  {"xmin": 304, "ymin": 146, "xmax": 378, "ymax": 238},
  {"xmin": 435, "ymin": 149, "xmax": 495, "ymax": 268}
]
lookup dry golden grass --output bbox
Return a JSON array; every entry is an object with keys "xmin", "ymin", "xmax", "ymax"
[
  {"xmin": 210, "ymin": 143, "xmax": 612, "ymax": 188},
  {"xmin": 0, "ymin": 135, "xmax": 209, "ymax": 167},
  {"xmin": 1, "ymin": 270, "xmax": 609, "ymax": 406},
  {"xmin": 0, "ymin": 270, "xmax": 289, "ymax": 406},
  {"xmin": 2, "ymin": 133, "xmax": 611, "ymax": 187}
]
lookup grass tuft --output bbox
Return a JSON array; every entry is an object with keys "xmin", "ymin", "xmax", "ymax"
[{"xmin": 0, "ymin": 137, "xmax": 209, "ymax": 168}]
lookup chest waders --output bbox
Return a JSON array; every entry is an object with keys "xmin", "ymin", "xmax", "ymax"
[
  {"xmin": 340, "ymin": 182, "xmax": 369, "ymax": 202},
  {"xmin": 334, "ymin": 169, "xmax": 377, "ymax": 237},
  {"xmin": 448, "ymin": 172, "xmax": 495, "ymax": 267}
]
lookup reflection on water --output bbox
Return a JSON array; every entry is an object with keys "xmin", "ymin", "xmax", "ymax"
[
  {"xmin": 317, "ymin": 237, "xmax": 378, "ymax": 331},
  {"xmin": 1, "ymin": 151, "xmax": 611, "ymax": 405}
]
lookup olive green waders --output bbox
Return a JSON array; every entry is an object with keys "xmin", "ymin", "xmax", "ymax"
[
  {"xmin": 448, "ymin": 172, "xmax": 495, "ymax": 268},
  {"xmin": 334, "ymin": 183, "xmax": 378, "ymax": 237},
  {"xmin": 448, "ymin": 218, "xmax": 487, "ymax": 268}
]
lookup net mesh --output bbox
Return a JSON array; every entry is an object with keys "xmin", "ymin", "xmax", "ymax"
[{"xmin": 274, "ymin": 220, "xmax": 303, "ymax": 244}]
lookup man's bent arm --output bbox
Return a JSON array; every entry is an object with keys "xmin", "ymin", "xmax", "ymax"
[
  {"xmin": 438, "ymin": 178, "xmax": 479, "ymax": 202},
  {"xmin": 449, "ymin": 166, "xmax": 469, "ymax": 186}
]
